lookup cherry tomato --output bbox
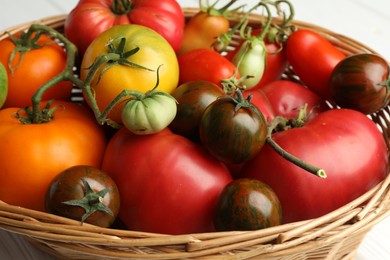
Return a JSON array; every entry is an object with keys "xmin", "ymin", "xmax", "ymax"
[
  {"xmin": 46, "ymin": 165, "xmax": 120, "ymax": 228},
  {"xmin": 329, "ymin": 53, "xmax": 390, "ymax": 114},
  {"xmin": 64, "ymin": 0, "xmax": 185, "ymax": 54},
  {"xmin": 169, "ymin": 80, "xmax": 225, "ymax": 141},
  {"xmin": 286, "ymin": 29, "xmax": 346, "ymax": 100},
  {"xmin": 214, "ymin": 178, "xmax": 282, "ymax": 231},
  {"xmin": 199, "ymin": 92, "xmax": 267, "ymax": 164},
  {"xmin": 102, "ymin": 127, "xmax": 233, "ymax": 234},
  {"xmin": 0, "ymin": 33, "xmax": 73, "ymax": 108}
]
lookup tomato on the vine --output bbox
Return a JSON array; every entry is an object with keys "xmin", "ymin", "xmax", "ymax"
[
  {"xmin": 214, "ymin": 178, "xmax": 282, "ymax": 231},
  {"xmin": 0, "ymin": 101, "xmax": 107, "ymax": 212},
  {"xmin": 64, "ymin": 0, "xmax": 185, "ymax": 54},
  {"xmin": 102, "ymin": 127, "xmax": 233, "ymax": 234},
  {"xmin": 329, "ymin": 53, "xmax": 390, "ymax": 114},
  {"xmin": 0, "ymin": 33, "xmax": 73, "ymax": 108},
  {"xmin": 46, "ymin": 165, "xmax": 120, "ymax": 228},
  {"xmin": 80, "ymin": 24, "xmax": 179, "ymax": 124},
  {"xmin": 199, "ymin": 91, "xmax": 267, "ymax": 164},
  {"xmin": 240, "ymin": 108, "xmax": 388, "ymax": 223}
]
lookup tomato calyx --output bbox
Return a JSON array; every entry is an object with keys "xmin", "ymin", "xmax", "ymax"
[
  {"xmin": 6, "ymin": 31, "xmax": 55, "ymax": 74},
  {"xmin": 110, "ymin": 0, "xmax": 132, "ymax": 15},
  {"xmin": 229, "ymin": 88, "xmax": 262, "ymax": 118},
  {"xmin": 62, "ymin": 179, "xmax": 114, "ymax": 224},
  {"xmin": 15, "ymin": 99, "xmax": 60, "ymax": 124}
]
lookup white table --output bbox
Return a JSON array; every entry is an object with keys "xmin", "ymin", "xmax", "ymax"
[{"xmin": 1, "ymin": 0, "xmax": 390, "ymax": 259}]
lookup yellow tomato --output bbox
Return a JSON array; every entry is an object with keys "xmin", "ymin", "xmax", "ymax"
[{"xmin": 80, "ymin": 24, "xmax": 179, "ymax": 124}]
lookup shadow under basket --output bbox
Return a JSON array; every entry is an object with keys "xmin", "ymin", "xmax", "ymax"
[{"xmin": 1, "ymin": 8, "xmax": 390, "ymax": 260}]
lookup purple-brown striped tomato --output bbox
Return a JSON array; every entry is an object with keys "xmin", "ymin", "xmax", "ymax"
[
  {"xmin": 199, "ymin": 93, "xmax": 267, "ymax": 164},
  {"xmin": 214, "ymin": 178, "xmax": 282, "ymax": 231},
  {"xmin": 329, "ymin": 53, "xmax": 390, "ymax": 114}
]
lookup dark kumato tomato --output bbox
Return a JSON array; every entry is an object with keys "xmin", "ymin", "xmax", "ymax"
[
  {"xmin": 199, "ymin": 93, "xmax": 267, "ymax": 164},
  {"xmin": 329, "ymin": 53, "xmax": 390, "ymax": 114},
  {"xmin": 214, "ymin": 178, "xmax": 282, "ymax": 231},
  {"xmin": 46, "ymin": 165, "xmax": 120, "ymax": 228}
]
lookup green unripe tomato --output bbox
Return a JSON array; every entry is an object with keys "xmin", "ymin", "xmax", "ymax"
[
  {"xmin": 0, "ymin": 63, "xmax": 8, "ymax": 109},
  {"xmin": 121, "ymin": 91, "xmax": 177, "ymax": 135}
]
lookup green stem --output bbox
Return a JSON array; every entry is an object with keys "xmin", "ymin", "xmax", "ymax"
[{"xmin": 266, "ymin": 116, "xmax": 327, "ymax": 178}]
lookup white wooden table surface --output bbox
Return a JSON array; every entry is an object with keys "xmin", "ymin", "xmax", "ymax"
[{"xmin": 1, "ymin": 0, "xmax": 390, "ymax": 259}]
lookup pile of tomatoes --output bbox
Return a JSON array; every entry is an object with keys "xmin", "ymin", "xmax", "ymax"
[{"xmin": 0, "ymin": 0, "xmax": 389, "ymax": 235}]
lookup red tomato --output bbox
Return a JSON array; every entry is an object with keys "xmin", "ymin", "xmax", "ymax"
[
  {"xmin": 286, "ymin": 29, "xmax": 346, "ymax": 100},
  {"xmin": 242, "ymin": 88, "xmax": 275, "ymax": 122},
  {"xmin": 0, "ymin": 34, "xmax": 73, "ymax": 108},
  {"xmin": 224, "ymin": 29, "xmax": 288, "ymax": 89},
  {"xmin": 64, "ymin": 0, "xmax": 185, "ymax": 54},
  {"xmin": 240, "ymin": 108, "xmax": 388, "ymax": 223},
  {"xmin": 261, "ymin": 80, "xmax": 329, "ymax": 120},
  {"xmin": 102, "ymin": 127, "xmax": 233, "ymax": 234},
  {"xmin": 178, "ymin": 48, "xmax": 239, "ymax": 88},
  {"xmin": 0, "ymin": 101, "xmax": 107, "ymax": 212}
]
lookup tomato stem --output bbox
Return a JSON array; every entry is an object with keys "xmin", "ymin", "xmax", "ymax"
[{"xmin": 266, "ymin": 116, "xmax": 327, "ymax": 178}]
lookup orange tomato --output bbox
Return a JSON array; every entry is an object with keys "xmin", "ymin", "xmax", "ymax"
[
  {"xmin": 0, "ymin": 34, "xmax": 73, "ymax": 108},
  {"xmin": 0, "ymin": 101, "xmax": 107, "ymax": 212}
]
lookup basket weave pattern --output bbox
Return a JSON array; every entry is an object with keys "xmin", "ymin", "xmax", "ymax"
[{"xmin": 0, "ymin": 9, "xmax": 390, "ymax": 260}]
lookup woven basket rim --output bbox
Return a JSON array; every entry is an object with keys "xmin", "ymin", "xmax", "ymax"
[{"xmin": 0, "ymin": 7, "xmax": 389, "ymax": 260}]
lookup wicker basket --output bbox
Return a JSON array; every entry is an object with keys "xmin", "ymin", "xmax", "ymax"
[{"xmin": 1, "ymin": 8, "xmax": 390, "ymax": 260}]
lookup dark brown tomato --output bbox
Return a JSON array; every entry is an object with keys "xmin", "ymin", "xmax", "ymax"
[
  {"xmin": 214, "ymin": 178, "xmax": 282, "ymax": 231},
  {"xmin": 329, "ymin": 53, "xmax": 390, "ymax": 114},
  {"xmin": 169, "ymin": 80, "xmax": 225, "ymax": 141},
  {"xmin": 199, "ymin": 95, "xmax": 267, "ymax": 164},
  {"xmin": 45, "ymin": 165, "xmax": 120, "ymax": 228}
]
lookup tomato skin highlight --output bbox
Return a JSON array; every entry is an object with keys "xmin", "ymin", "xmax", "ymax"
[
  {"xmin": 214, "ymin": 178, "xmax": 282, "ymax": 231},
  {"xmin": 0, "ymin": 101, "xmax": 107, "ymax": 212},
  {"xmin": 102, "ymin": 128, "xmax": 233, "ymax": 234},
  {"xmin": 0, "ymin": 34, "xmax": 73, "ymax": 108},
  {"xmin": 240, "ymin": 108, "xmax": 389, "ymax": 223},
  {"xmin": 286, "ymin": 29, "xmax": 346, "ymax": 100},
  {"xmin": 329, "ymin": 53, "xmax": 390, "ymax": 114}
]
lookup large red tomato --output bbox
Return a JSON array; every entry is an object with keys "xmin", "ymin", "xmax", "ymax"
[
  {"xmin": 102, "ymin": 127, "xmax": 233, "ymax": 234},
  {"xmin": 64, "ymin": 0, "xmax": 185, "ymax": 54},
  {"xmin": 240, "ymin": 108, "xmax": 388, "ymax": 223},
  {"xmin": 0, "ymin": 101, "xmax": 107, "ymax": 212}
]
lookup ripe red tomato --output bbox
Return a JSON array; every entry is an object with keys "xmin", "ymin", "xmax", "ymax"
[
  {"xmin": 286, "ymin": 29, "xmax": 346, "ymax": 100},
  {"xmin": 240, "ymin": 108, "xmax": 389, "ymax": 223},
  {"xmin": 261, "ymin": 80, "xmax": 329, "ymax": 120},
  {"xmin": 178, "ymin": 48, "xmax": 239, "ymax": 88},
  {"xmin": 0, "ymin": 33, "xmax": 73, "ymax": 108},
  {"xmin": 329, "ymin": 53, "xmax": 390, "ymax": 114},
  {"xmin": 0, "ymin": 101, "xmax": 107, "ymax": 212},
  {"xmin": 64, "ymin": 0, "xmax": 185, "ymax": 54},
  {"xmin": 46, "ymin": 165, "xmax": 120, "ymax": 228},
  {"xmin": 102, "ymin": 127, "xmax": 233, "ymax": 234}
]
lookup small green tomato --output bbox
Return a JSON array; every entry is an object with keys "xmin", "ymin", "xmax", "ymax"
[{"xmin": 121, "ymin": 91, "xmax": 177, "ymax": 135}]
